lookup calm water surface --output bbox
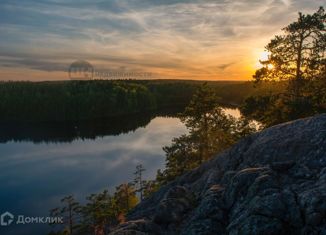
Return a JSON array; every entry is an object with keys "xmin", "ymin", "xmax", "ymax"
[
  {"xmin": 0, "ymin": 116, "xmax": 186, "ymax": 234},
  {"xmin": 0, "ymin": 108, "xmax": 240, "ymax": 235}
]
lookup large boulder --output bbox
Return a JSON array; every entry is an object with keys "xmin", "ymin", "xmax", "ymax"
[{"xmin": 110, "ymin": 114, "xmax": 326, "ymax": 235}]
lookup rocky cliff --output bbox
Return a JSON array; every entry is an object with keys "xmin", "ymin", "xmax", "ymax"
[{"xmin": 110, "ymin": 114, "xmax": 326, "ymax": 235}]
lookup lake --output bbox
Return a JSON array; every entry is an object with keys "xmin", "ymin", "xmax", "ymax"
[{"xmin": 0, "ymin": 108, "xmax": 241, "ymax": 235}]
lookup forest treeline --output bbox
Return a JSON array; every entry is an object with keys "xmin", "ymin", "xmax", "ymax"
[
  {"xmin": 0, "ymin": 80, "xmax": 280, "ymax": 122},
  {"xmin": 0, "ymin": 81, "xmax": 155, "ymax": 122}
]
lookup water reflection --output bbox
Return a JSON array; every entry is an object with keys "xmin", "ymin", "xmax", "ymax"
[
  {"xmin": 0, "ymin": 115, "xmax": 151, "ymax": 144},
  {"xmin": 0, "ymin": 108, "xmax": 182, "ymax": 144},
  {"xmin": 0, "ymin": 116, "xmax": 187, "ymax": 235},
  {"xmin": 0, "ymin": 108, "xmax": 244, "ymax": 235}
]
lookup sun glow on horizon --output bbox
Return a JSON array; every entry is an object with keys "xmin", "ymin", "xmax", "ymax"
[
  {"xmin": 0, "ymin": 0, "xmax": 321, "ymax": 81},
  {"xmin": 255, "ymin": 51, "xmax": 273, "ymax": 69}
]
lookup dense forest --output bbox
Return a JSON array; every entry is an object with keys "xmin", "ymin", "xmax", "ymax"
[
  {"xmin": 0, "ymin": 81, "xmax": 155, "ymax": 122},
  {"xmin": 0, "ymin": 80, "xmax": 280, "ymax": 123}
]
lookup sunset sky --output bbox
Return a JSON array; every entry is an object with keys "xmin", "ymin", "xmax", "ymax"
[{"xmin": 0, "ymin": 0, "xmax": 324, "ymax": 81}]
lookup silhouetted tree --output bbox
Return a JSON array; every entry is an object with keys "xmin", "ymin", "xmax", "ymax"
[
  {"xmin": 180, "ymin": 83, "xmax": 220, "ymax": 162},
  {"xmin": 133, "ymin": 164, "xmax": 146, "ymax": 201},
  {"xmin": 254, "ymin": 7, "xmax": 325, "ymax": 95},
  {"xmin": 50, "ymin": 195, "xmax": 81, "ymax": 235},
  {"xmin": 157, "ymin": 84, "xmax": 256, "ymax": 185},
  {"xmin": 243, "ymin": 7, "xmax": 326, "ymax": 126}
]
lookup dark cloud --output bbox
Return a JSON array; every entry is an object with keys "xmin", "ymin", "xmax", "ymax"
[
  {"xmin": 0, "ymin": 51, "xmax": 190, "ymax": 74},
  {"xmin": 126, "ymin": 0, "xmax": 223, "ymax": 8},
  {"xmin": 291, "ymin": 0, "xmax": 325, "ymax": 12},
  {"xmin": 0, "ymin": 57, "xmax": 69, "ymax": 72},
  {"xmin": 95, "ymin": 1, "xmax": 128, "ymax": 13},
  {"xmin": 217, "ymin": 62, "xmax": 235, "ymax": 70}
]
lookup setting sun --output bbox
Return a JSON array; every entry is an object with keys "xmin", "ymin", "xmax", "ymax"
[
  {"xmin": 254, "ymin": 51, "xmax": 275, "ymax": 70},
  {"xmin": 260, "ymin": 51, "xmax": 270, "ymax": 61}
]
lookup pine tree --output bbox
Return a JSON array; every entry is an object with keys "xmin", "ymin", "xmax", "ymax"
[
  {"xmin": 133, "ymin": 164, "xmax": 146, "ymax": 201},
  {"xmin": 50, "ymin": 195, "xmax": 81, "ymax": 235}
]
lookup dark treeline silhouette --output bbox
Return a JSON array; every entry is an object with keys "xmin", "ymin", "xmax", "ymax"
[
  {"xmin": 0, "ymin": 80, "xmax": 156, "ymax": 122},
  {"xmin": 0, "ymin": 80, "xmax": 279, "ymax": 123},
  {"xmin": 0, "ymin": 113, "xmax": 153, "ymax": 144},
  {"xmin": 0, "ymin": 107, "xmax": 185, "ymax": 144}
]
